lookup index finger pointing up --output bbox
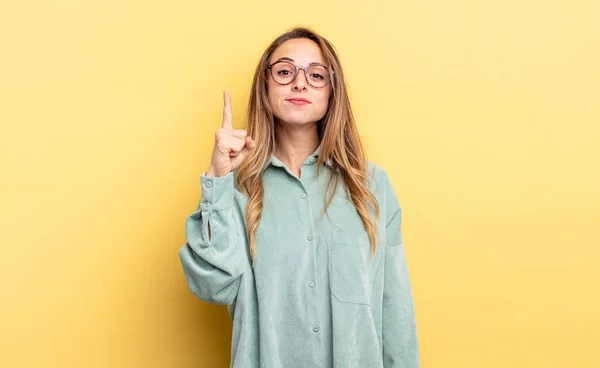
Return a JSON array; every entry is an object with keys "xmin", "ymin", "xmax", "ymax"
[{"xmin": 222, "ymin": 90, "xmax": 233, "ymax": 129}]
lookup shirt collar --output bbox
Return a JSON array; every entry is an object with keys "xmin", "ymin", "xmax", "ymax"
[{"xmin": 267, "ymin": 144, "xmax": 333, "ymax": 169}]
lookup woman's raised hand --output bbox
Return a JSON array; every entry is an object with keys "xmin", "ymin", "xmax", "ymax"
[{"xmin": 207, "ymin": 90, "xmax": 256, "ymax": 177}]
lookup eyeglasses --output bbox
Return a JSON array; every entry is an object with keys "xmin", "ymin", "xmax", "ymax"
[{"xmin": 265, "ymin": 60, "xmax": 333, "ymax": 88}]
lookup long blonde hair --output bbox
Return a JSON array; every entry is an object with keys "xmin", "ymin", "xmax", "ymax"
[{"xmin": 237, "ymin": 27, "xmax": 380, "ymax": 265}]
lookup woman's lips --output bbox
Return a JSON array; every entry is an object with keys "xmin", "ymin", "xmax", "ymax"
[{"xmin": 287, "ymin": 98, "xmax": 310, "ymax": 106}]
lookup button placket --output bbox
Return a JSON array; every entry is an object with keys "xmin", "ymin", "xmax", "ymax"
[{"xmin": 299, "ymin": 183, "xmax": 320, "ymax": 338}]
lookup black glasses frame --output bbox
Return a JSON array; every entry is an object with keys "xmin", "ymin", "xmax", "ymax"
[{"xmin": 265, "ymin": 60, "xmax": 334, "ymax": 88}]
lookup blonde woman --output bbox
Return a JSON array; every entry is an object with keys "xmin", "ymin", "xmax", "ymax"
[{"xmin": 179, "ymin": 27, "xmax": 419, "ymax": 367}]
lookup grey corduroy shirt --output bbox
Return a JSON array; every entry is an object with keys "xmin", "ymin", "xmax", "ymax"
[{"xmin": 179, "ymin": 145, "xmax": 419, "ymax": 367}]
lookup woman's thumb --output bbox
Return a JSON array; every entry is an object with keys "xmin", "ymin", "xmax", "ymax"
[{"xmin": 244, "ymin": 136, "xmax": 256, "ymax": 152}]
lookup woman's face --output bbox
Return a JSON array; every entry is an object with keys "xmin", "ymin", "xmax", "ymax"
[{"xmin": 266, "ymin": 38, "xmax": 332, "ymax": 126}]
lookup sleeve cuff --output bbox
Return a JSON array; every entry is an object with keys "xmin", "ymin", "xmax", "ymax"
[{"xmin": 199, "ymin": 171, "xmax": 235, "ymax": 211}]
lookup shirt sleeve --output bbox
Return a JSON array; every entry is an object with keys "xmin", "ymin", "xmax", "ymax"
[
  {"xmin": 178, "ymin": 171, "xmax": 251, "ymax": 305},
  {"xmin": 381, "ymin": 171, "xmax": 420, "ymax": 367}
]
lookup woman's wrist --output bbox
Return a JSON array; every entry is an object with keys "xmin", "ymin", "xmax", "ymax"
[{"xmin": 206, "ymin": 167, "xmax": 226, "ymax": 178}]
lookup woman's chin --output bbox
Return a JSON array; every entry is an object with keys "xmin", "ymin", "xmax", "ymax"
[{"xmin": 276, "ymin": 115, "xmax": 319, "ymax": 126}]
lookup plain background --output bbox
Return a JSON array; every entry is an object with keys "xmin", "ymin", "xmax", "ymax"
[{"xmin": 1, "ymin": 0, "xmax": 599, "ymax": 367}]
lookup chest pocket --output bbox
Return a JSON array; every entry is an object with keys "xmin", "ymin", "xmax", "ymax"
[{"xmin": 330, "ymin": 227, "xmax": 383, "ymax": 305}]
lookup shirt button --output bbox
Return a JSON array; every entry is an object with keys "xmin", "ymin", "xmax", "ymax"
[
  {"xmin": 312, "ymin": 326, "xmax": 320, "ymax": 333},
  {"xmin": 205, "ymin": 181, "xmax": 212, "ymax": 188},
  {"xmin": 300, "ymin": 192, "xmax": 307, "ymax": 199},
  {"xmin": 203, "ymin": 201, "xmax": 211, "ymax": 208},
  {"xmin": 308, "ymin": 281, "xmax": 315, "ymax": 288},
  {"xmin": 306, "ymin": 235, "xmax": 313, "ymax": 241}
]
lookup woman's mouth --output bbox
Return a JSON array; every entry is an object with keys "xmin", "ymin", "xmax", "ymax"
[{"xmin": 286, "ymin": 98, "xmax": 310, "ymax": 106}]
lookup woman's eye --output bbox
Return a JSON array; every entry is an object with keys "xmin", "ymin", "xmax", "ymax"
[
  {"xmin": 311, "ymin": 74, "xmax": 324, "ymax": 80},
  {"xmin": 278, "ymin": 70, "xmax": 291, "ymax": 75}
]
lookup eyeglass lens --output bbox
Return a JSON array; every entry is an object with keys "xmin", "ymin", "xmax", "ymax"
[{"xmin": 270, "ymin": 61, "xmax": 329, "ymax": 88}]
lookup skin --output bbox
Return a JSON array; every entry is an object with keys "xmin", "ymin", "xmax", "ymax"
[
  {"xmin": 207, "ymin": 90, "xmax": 255, "ymax": 178},
  {"xmin": 267, "ymin": 38, "xmax": 332, "ymax": 177},
  {"xmin": 207, "ymin": 38, "xmax": 332, "ymax": 180},
  {"xmin": 206, "ymin": 38, "xmax": 333, "ymax": 237}
]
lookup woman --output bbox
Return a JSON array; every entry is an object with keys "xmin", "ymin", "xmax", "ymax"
[{"xmin": 179, "ymin": 27, "xmax": 419, "ymax": 367}]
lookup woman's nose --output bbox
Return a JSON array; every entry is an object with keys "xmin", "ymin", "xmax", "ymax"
[{"xmin": 291, "ymin": 69, "xmax": 307, "ymax": 91}]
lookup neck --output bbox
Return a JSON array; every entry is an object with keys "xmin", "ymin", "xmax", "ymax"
[{"xmin": 274, "ymin": 121, "xmax": 320, "ymax": 177}]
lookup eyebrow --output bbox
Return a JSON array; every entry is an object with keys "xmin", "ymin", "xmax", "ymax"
[{"xmin": 274, "ymin": 57, "xmax": 324, "ymax": 66}]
